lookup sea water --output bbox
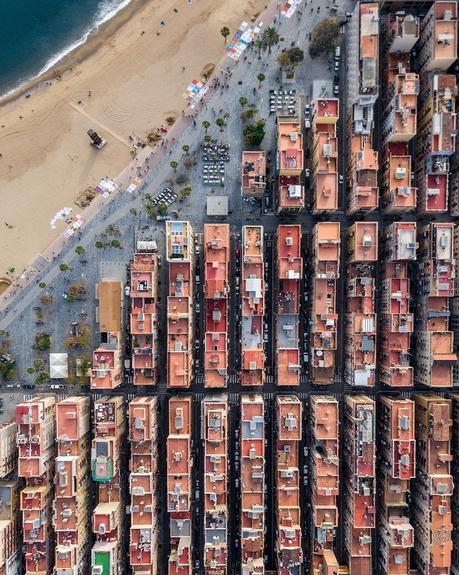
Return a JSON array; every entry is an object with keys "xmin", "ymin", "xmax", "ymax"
[{"xmin": 0, "ymin": 0, "xmax": 131, "ymax": 97}]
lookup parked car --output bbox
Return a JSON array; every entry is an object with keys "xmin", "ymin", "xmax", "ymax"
[
  {"xmin": 339, "ymin": 174, "xmax": 344, "ymax": 184},
  {"xmin": 50, "ymin": 384, "xmax": 63, "ymax": 389}
]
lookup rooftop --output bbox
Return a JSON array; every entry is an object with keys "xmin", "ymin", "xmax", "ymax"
[
  {"xmin": 98, "ymin": 281, "xmax": 122, "ymax": 333},
  {"xmin": 166, "ymin": 220, "xmax": 192, "ymax": 262}
]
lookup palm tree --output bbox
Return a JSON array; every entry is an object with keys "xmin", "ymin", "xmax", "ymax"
[
  {"xmin": 182, "ymin": 144, "xmax": 190, "ymax": 155},
  {"xmin": 239, "ymin": 96, "xmax": 248, "ymax": 107},
  {"xmin": 257, "ymin": 73, "xmax": 266, "ymax": 87},
  {"xmin": 170, "ymin": 160, "xmax": 178, "ymax": 172},
  {"xmin": 215, "ymin": 118, "xmax": 226, "ymax": 132},
  {"xmin": 180, "ymin": 186, "xmax": 192, "ymax": 198},
  {"xmin": 202, "ymin": 120, "xmax": 210, "ymax": 134},
  {"xmin": 59, "ymin": 262, "xmax": 72, "ymax": 272},
  {"xmin": 262, "ymin": 27, "xmax": 280, "ymax": 54},
  {"xmin": 255, "ymin": 38, "xmax": 266, "ymax": 59},
  {"xmin": 75, "ymin": 245, "xmax": 86, "ymax": 256},
  {"xmin": 220, "ymin": 26, "xmax": 230, "ymax": 43}
]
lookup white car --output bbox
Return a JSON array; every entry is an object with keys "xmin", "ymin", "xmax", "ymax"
[
  {"xmin": 339, "ymin": 174, "xmax": 344, "ymax": 184},
  {"xmin": 51, "ymin": 384, "xmax": 63, "ymax": 389},
  {"xmin": 305, "ymin": 168, "xmax": 310, "ymax": 178}
]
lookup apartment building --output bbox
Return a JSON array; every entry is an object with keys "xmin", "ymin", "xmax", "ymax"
[
  {"xmin": 202, "ymin": 396, "xmax": 228, "ymax": 574},
  {"xmin": 346, "ymin": 2, "xmax": 380, "ymax": 215},
  {"xmin": 242, "ymin": 151, "xmax": 266, "ymax": 197},
  {"xmin": 416, "ymin": 223, "xmax": 457, "ymax": 387},
  {"xmin": 91, "ymin": 280, "xmax": 123, "ymax": 390},
  {"xmin": 0, "ymin": 481, "xmax": 20, "ymax": 575},
  {"xmin": 277, "ymin": 118, "xmax": 304, "ymax": 213},
  {"xmin": 380, "ymin": 223, "xmax": 416, "ymax": 387},
  {"xmin": 309, "ymin": 395, "xmax": 339, "ymax": 574},
  {"xmin": 311, "ymin": 222, "xmax": 340, "ymax": 385},
  {"xmin": 416, "ymin": 73, "xmax": 457, "ymax": 214},
  {"xmin": 0, "ymin": 422, "xmax": 19, "ymax": 575},
  {"xmin": 16, "ymin": 395, "xmax": 56, "ymax": 575},
  {"xmin": 240, "ymin": 394, "xmax": 265, "ymax": 575},
  {"xmin": 343, "ymin": 395, "xmax": 376, "ymax": 575},
  {"xmin": 276, "ymin": 225, "xmax": 302, "ymax": 386},
  {"xmin": 91, "ymin": 396, "xmax": 125, "ymax": 575},
  {"xmin": 377, "ymin": 396, "xmax": 415, "ymax": 575},
  {"xmin": 0, "ymin": 422, "xmax": 17, "ymax": 478},
  {"xmin": 345, "ymin": 222, "xmax": 378, "ymax": 387},
  {"xmin": 275, "ymin": 395, "xmax": 302, "ymax": 575},
  {"xmin": 129, "ymin": 397, "xmax": 159, "ymax": 575},
  {"xmin": 451, "ymin": 395, "xmax": 459, "ymax": 572},
  {"xmin": 166, "ymin": 220, "xmax": 194, "ymax": 389},
  {"xmin": 311, "ymin": 98, "xmax": 339, "ymax": 213},
  {"xmin": 381, "ymin": 143, "xmax": 417, "ymax": 213},
  {"xmin": 241, "ymin": 225, "xmax": 265, "ymax": 386},
  {"xmin": 413, "ymin": 395, "xmax": 453, "ymax": 574},
  {"xmin": 167, "ymin": 397, "xmax": 192, "ymax": 575},
  {"xmin": 417, "ymin": 1, "xmax": 457, "ymax": 72},
  {"xmin": 380, "ymin": 18, "xmax": 419, "ymax": 211},
  {"xmin": 204, "ymin": 223, "xmax": 230, "ymax": 388},
  {"xmin": 129, "ymin": 252, "xmax": 159, "ymax": 386},
  {"xmin": 382, "ymin": 54, "xmax": 419, "ymax": 145},
  {"xmin": 54, "ymin": 397, "xmax": 91, "ymax": 575},
  {"xmin": 386, "ymin": 12, "xmax": 420, "ymax": 54}
]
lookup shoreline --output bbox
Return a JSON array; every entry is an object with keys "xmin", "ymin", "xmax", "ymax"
[
  {"xmin": 0, "ymin": 0, "xmax": 149, "ymax": 108},
  {"xmin": 0, "ymin": 0, "xmax": 268, "ymax": 280}
]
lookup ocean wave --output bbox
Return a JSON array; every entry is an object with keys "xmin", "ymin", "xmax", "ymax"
[{"xmin": 0, "ymin": 0, "xmax": 132, "ymax": 101}]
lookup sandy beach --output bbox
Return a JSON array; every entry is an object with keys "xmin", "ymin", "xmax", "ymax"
[{"xmin": 0, "ymin": 0, "xmax": 267, "ymax": 277}]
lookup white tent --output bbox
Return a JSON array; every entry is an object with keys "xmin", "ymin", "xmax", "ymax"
[{"xmin": 49, "ymin": 353, "xmax": 69, "ymax": 379}]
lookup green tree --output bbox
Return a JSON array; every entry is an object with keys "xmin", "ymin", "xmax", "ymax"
[
  {"xmin": 59, "ymin": 262, "xmax": 72, "ymax": 273},
  {"xmin": 182, "ymin": 144, "xmax": 190, "ymax": 156},
  {"xmin": 255, "ymin": 38, "xmax": 267, "ymax": 59},
  {"xmin": 27, "ymin": 367, "xmax": 35, "ymax": 374},
  {"xmin": 204, "ymin": 134, "xmax": 212, "ymax": 143},
  {"xmin": 215, "ymin": 118, "xmax": 226, "ymax": 132},
  {"xmin": 111, "ymin": 239, "xmax": 122, "ymax": 249},
  {"xmin": 33, "ymin": 358, "xmax": 44, "ymax": 370},
  {"xmin": 38, "ymin": 282, "xmax": 47, "ymax": 289},
  {"xmin": 309, "ymin": 18, "xmax": 340, "ymax": 57},
  {"xmin": 257, "ymin": 73, "xmax": 265, "ymax": 87},
  {"xmin": 202, "ymin": 120, "xmax": 210, "ymax": 134},
  {"xmin": 180, "ymin": 186, "xmax": 192, "ymax": 198},
  {"xmin": 158, "ymin": 203, "xmax": 168, "ymax": 215},
  {"xmin": 246, "ymin": 108, "xmax": 257, "ymax": 120},
  {"xmin": 170, "ymin": 160, "xmax": 178, "ymax": 172},
  {"xmin": 262, "ymin": 26, "xmax": 280, "ymax": 54},
  {"xmin": 106, "ymin": 224, "xmax": 120, "ymax": 237},
  {"xmin": 130, "ymin": 207, "xmax": 138, "ymax": 215},
  {"xmin": 33, "ymin": 332, "xmax": 51, "ymax": 351},
  {"xmin": 278, "ymin": 47, "xmax": 304, "ymax": 76},
  {"xmin": 76, "ymin": 355, "xmax": 92, "ymax": 384},
  {"xmin": 95, "ymin": 240, "xmax": 105, "ymax": 249},
  {"xmin": 75, "ymin": 245, "xmax": 86, "ymax": 256},
  {"xmin": 239, "ymin": 96, "xmax": 248, "ymax": 107},
  {"xmin": 288, "ymin": 47, "xmax": 304, "ymax": 65},
  {"xmin": 243, "ymin": 120, "xmax": 266, "ymax": 146},
  {"xmin": 220, "ymin": 26, "xmax": 230, "ymax": 43},
  {"xmin": 35, "ymin": 372, "xmax": 49, "ymax": 386}
]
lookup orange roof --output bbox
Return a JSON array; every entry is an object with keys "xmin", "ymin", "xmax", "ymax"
[
  {"xmin": 348, "ymin": 222, "xmax": 378, "ymax": 261},
  {"xmin": 277, "ymin": 120, "xmax": 304, "ymax": 174},
  {"xmin": 98, "ymin": 281, "xmax": 122, "ymax": 333}
]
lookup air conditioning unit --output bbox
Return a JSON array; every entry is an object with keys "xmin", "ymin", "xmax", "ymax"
[{"xmin": 92, "ymin": 567, "xmax": 103, "ymax": 575}]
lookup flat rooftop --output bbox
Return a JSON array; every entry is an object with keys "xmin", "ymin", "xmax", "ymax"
[{"xmin": 98, "ymin": 281, "xmax": 122, "ymax": 333}]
